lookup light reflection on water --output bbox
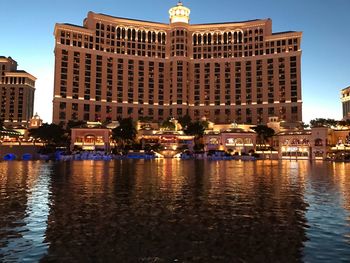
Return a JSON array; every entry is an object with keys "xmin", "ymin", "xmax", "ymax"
[
  {"xmin": 0, "ymin": 161, "xmax": 52, "ymax": 261},
  {"xmin": 0, "ymin": 160, "xmax": 349, "ymax": 262}
]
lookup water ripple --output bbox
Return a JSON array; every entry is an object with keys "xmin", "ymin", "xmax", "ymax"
[{"xmin": 0, "ymin": 160, "xmax": 349, "ymax": 261}]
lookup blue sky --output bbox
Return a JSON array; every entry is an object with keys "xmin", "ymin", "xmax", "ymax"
[{"xmin": 1, "ymin": 0, "xmax": 350, "ymax": 124}]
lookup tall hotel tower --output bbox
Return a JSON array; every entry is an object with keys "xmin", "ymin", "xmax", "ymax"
[
  {"xmin": 53, "ymin": 2, "xmax": 302, "ymax": 125},
  {"xmin": 0, "ymin": 56, "xmax": 36, "ymax": 128},
  {"xmin": 341, "ymin": 86, "xmax": 350, "ymax": 120}
]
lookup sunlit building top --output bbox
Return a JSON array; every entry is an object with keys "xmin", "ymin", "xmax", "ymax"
[
  {"xmin": 341, "ymin": 86, "xmax": 350, "ymax": 120},
  {"xmin": 169, "ymin": 1, "xmax": 191, "ymax": 24}
]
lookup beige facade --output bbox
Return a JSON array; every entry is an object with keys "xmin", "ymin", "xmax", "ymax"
[
  {"xmin": 0, "ymin": 56, "xmax": 36, "ymax": 128},
  {"xmin": 276, "ymin": 126, "xmax": 350, "ymax": 160},
  {"xmin": 71, "ymin": 127, "xmax": 111, "ymax": 151},
  {"xmin": 53, "ymin": 2, "xmax": 302, "ymax": 126},
  {"xmin": 341, "ymin": 86, "xmax": 350, "ymax": 120},
  {"xmin": 204, "ymin": 127, "xmax": 256, "ymax": 154}
]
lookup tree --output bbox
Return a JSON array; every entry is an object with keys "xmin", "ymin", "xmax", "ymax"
[
  {"xmin": 310, "ymin": 118, "xmax": 337, "ymax": 128},
  {"xmin": 112, "ymin": 118, "xmax": 137, "ymax": 150},
  {"xmin": 160, "ymin": 118, "xmax": 176, "ymax": 131},
  {"xmin": 183, "ymin": 121, "xmax": 207, "ymax": 151},
  {"xmin": 66, "ymin": 120, "xmax": 87, "ymax": 132},
  {"xmin": 29, "ymin": 123, "xmax": 67, "ymax": 146},
  {"xmin": 178, "ymin": 114, "xmax": 192, "ymax": 130},
  {"xmin": 0, "ymin": 119, "xmax": 4, "ymax": 131},
  {"xmin": 184, "ymin": 121, "xmax": 206, "ymax": 138},
  {"xmin": 253, "ymin": 125, "xmax": 275, "ymax": 149}
]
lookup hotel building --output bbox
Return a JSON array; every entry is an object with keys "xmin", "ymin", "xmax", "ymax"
[
  {"xmin": 53, "ymin": 2, "xmax": 302, "ymax": 125},
  {"xmin": 341, "ymin": 86, "xmax": 350, "ymax": 120},
  {"xmin": 0, "ymin": 56, "xmax": 36, "ymax": 128}
]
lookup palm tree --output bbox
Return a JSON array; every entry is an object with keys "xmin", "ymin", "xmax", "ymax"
[
  {"xmin": 112, "ymin": 118, "xmax": 137, "ymax": 152},
  {"xmin": 184, "ymin": 121, "xmax": 207, "ymax": 151},
  {"xmin": 0, "ymin": 119, "xmax": 5, "ymax": 131},
  {"xmin": 160, "ymin": 118, "xmax": 176, "ymax": 131},
  {"xmin": 253, "ymin": 125, "xmax": 275, "ymax": 150}
]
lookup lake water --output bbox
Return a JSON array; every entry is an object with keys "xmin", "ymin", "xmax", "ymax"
[{"xmin": 0, "ymin": 160, "xmax": 349, "ymax": 262}]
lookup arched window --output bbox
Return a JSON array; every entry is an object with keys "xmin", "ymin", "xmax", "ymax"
[
  {"xmin": 208, "ymin": 33, "xmax": 212, "ymax": 44},
  {"xmin": 213, "ymin": 33, "xmax": 217, "ymax": 44},
  {"xmin": 157, "ymin": 32, "xmax": 161, "ymax": 43},
  {"xmin": 224, "ymin": 32, "xmax": 228, "ymax": 44},
  {"xmin": 244, "ymin": 138, "xmax": 252, "ymax": 145},
  {"xmin": 238, "ymin": 32, "xmax": 243, "ymax": 43},
  {"xmin": 236, "ymin": 138, "xmax": 244, "ymax": 145},
  {"xmin": 193, "ymin": 34, "xmax": 197, "ymax": 45},
  {"xmin": 162, "ymin": 33, "xmax": 166, "ymax": 44},
  {"xmin": 131, "ymin": 29, "xmax": 136, "ymax": 41},
  {"xmin": 137, "ymin": 30, "xmax": 142, "ymax": 41},
  {"xmin": 228, "ymin": 32, "xmax": 232, "ymax": 43},
  {"xmin": 315, "ymin": 138, "xmax": 323, "ymax": 146},
  {"xmin": 218, "ymin": 34, "xmax": 222, "ymax": 44},
  {"xmin": 101, "ymin": 24, "xmax": 104, "ymax": 30},
  {"xmin": 148, "ymin": 31, "xmax": 152, "ymax": 43},
  {"xmin": 198, "ymin": 34, "xmax": 202, "ymax": 44},
  {"xmin": 121, "ymin": 28, "xmax": 126, "ymax": 39},
  {"xmin": 203, "ymin": 34, "xmax": 207, "ymax": 44},
  {"xmin": 127, "ymin": 29, "xmax": 131, "ymax": 39},
  {"xmin": 142, "ymin": 31, "xmax": 146, "ymax": 42},
  {"xmin": 233, "ymin": 32, "xmax": 237, "ymax": 44},
  {"xmin": 116, "ymin": 27, "xmax": 121, "ymax": 39}
]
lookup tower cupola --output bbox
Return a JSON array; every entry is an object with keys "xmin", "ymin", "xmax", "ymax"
[{"xmin": 169, "ymin": 1, "xmax": 190, "ymax": 24}]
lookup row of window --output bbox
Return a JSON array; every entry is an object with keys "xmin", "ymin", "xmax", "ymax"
[{"xmin": 58, "ymin": 102, "xmax": 300, "ymax": 124}]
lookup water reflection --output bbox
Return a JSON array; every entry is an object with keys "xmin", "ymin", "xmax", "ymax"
[
  {"xmin": 304, "ymin": 162, "xmax": 350, "ymax": 261},
  {"xmin": 40, "ymin": 160, "xmax": 309, "ymax": 262},
  {"xmin": 0, "ymin": 161, "xmax": 52, "ymax": 261},
  {"xmin": 0, "ymin": 160, "xmax": 349, "ymax": 262}
]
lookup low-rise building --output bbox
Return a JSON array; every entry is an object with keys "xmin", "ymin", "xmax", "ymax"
[
  {"xmin": 204, "ymin": 124, "xmax": 257, "ymax": 154},
  {"xmin": 140, "ymin": 130, "xmax": 195, "ymax": 152},
  {"xmin": 71, "ymin": 122, "xmax": 111, "ymax": 151},
  {"xmin": 275, "ymin": 125, "xmax": 350, "ymax": 160}
]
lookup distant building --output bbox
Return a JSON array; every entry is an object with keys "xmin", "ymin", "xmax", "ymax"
[
  {"xmin": 0, "ymin": 56, "xmax": 36, "ymax": 128},
  {"xmin": 53, "ymin": 2, "xmax": 302, "ymax": 126},
  {"xmin": 341, "ymin": 86, "xmax": 350, "ymax": 120},
  {"xmin": 29, "ymin": 113, "xmax": 43, "ymax": 129}
]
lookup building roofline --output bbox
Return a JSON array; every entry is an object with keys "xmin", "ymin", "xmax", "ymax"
[
  {"xmin": 4, "ymin": 71, "xmax": 37, "ymax": 81},
  {"xmin": 54, "ymin": 23, "xmax": 94, "ymax": 35},
  {"xmin": 94, "ymin": 12, "xmax": 169, "ymax": 25},
  {"xmin": 192, "ymin": 19, "xmax": 266, "ymax": 26}
]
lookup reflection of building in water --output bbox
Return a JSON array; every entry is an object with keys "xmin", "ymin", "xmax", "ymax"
[{"xmin": 0, "ymin": 162, "xmax": 51, "ymax": 260}]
